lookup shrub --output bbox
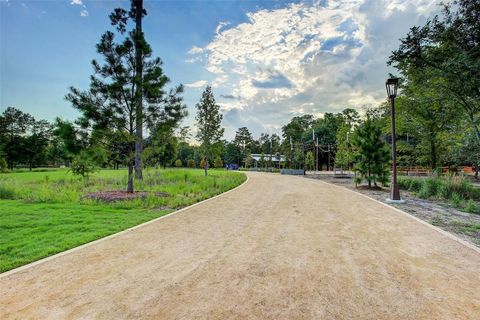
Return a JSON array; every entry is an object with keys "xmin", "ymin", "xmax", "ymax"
[
  {"xmin": 353, "ymin": 175, "xmax": 362, "ymax": 188},
  {"xmin": 398, "ymin": 175, "xmax": 478, "ymax": 202},
  {"xmin": 417, "ymin": 185, "xmax": 431, "ymax": 199},
  {"xmin": 464, "ymin": 200, "xmax": 479, "ymax": 214},
  {"xmin": 407, "ymin": 179, "xmax": 422, "ymax": 192},
  {"xmin": 0, "ymin": 185, "xmax": 15, "ymax": 199},
  {"xmin": 71, "ymin": 150, "xmax": 98, "ymax": 183},
  {"xmin": 438, "ymin": 182, "xmax": 452, "ymax": 199},
  {"xmin": 174, "ymin": 159, "xmax": 182, "ymax": 167},
  {"xmin": 200, "ymin": 158, "xmax": 207, "ymax": 170},
  {"xmin": 397, "ymin": 177, "xmax": 410, "ymax": 189},
  {"xmin": 0, "ymin": 157, "xmax": 8, "ymax": 173},
  {"xmin": 448, "ymin": 176, "xmax": 478, "ymax": 200},
  {"xmin": 214, "ymin": 157, "xmax": 223, "ymax": 168},
  {"xmin": 450, "ymin": 192, "xmax": 463, "ymax": 208},
  {"xmin": 187, "ymin": 159, "xmax": 195, "ymax": 168},
  {"xmin": 422, "ymin": 177, "xmax": 442, "ymax": 198}
]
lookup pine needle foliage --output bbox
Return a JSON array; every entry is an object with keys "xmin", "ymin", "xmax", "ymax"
[{"xmin": 352, "ymin": 116, "xmax": 390, "ymax": 188}]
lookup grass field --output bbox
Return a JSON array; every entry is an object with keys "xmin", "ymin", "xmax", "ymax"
[{"xmin": 0, "ymin": 168, "xmax": 246, "ymax": 272}]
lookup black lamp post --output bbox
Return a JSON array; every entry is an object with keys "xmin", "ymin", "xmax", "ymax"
[{"xmin": 386, "ymin": 78, "xmax": 401, "ymax": 201}]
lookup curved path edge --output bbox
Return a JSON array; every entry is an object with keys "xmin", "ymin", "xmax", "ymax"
[
  {"xmin": 0, "ymin": 173, "xmax": 250, "ymax": 279},
  {"xmin": 306, "ymin": 176, "xmax": 480, "ymax": 255}
]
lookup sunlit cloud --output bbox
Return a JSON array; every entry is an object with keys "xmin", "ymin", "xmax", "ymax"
[{"xmin": 188, "ymin": 0, "xmax": 441, "ymax": 138}]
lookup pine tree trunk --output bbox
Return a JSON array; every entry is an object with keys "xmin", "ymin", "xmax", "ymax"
[
  {"xmin": 127, "ymin": 142, "xmax": 135, "ymax": 193},
  {"xmin": 134, "ymin": 0, "xmax": 144, "ymax": 180},
  {"xmin": 127, "ymin": 161, "xmax": 134, "ymax": 193}
]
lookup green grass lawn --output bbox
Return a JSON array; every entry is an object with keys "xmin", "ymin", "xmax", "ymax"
[{"xmin": 0, "ymin": 168, "xmax": 246, "ymax": 272}]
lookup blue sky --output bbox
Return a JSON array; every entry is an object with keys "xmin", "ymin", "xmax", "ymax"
[{"xmin": 1, "ymin": 0, "xmax": 441, "ymax": 139}]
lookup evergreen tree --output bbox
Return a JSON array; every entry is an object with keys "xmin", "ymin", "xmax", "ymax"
[
  {"xmin": 352, "ymin": 117, "xmax": 390, "ymax": 188},
  {"xmin": 234, "ymin": 127, "xmax": 254, "ymax": 166},
  {"xmin": 133, "ymin": 0, "xmax": 146, "ymax": 179},
  {"xmin": 195, "ymin": 86, "xmax": 224, "ymax": 176},
  {"xmin": 0, "ymin": 107, "xmax": 34, "ymax": 169},
  {"xmin": 224, "ymin": 142, "xmax": 240, "ymax": 166},
  {"xmin": 66, "ymin": 1, "xmax": 185, "ymax": 192},
  {"xmin": 23, "ymin": 120, "xmax": 52, "ymax": 171}
]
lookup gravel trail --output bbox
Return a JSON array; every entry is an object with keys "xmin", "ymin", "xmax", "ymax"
[{"xmin": 1, "ymin": 172, "xmax": 479, "ymax": 319}]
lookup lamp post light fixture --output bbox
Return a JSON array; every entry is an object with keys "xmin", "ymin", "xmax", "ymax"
[{"xmin": 386, "ymin": 78, "xmax": 402, "ymax": 202}]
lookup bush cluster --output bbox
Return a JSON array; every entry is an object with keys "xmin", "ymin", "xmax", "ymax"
[{"xmin": 398, "ymin": 175, "xmax": 480, "ymax": 213}]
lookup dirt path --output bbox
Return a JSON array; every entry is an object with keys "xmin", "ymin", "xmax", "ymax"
[
  {"xmin": 1, "ymin": 173, "xmax": 479, "ymax": 319},
  {"xmin": 305, "ymin": 172, "xmax": 480, "ymax": 247}
]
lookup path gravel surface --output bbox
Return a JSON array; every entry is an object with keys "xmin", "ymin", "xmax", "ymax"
[{"xmin": 1, "ymin": 172, "xmax": 479, "ymax": 319}]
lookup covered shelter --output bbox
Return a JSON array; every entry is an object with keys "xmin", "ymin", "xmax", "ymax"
[{"xmin": 250, "ymin": 153, "xmax": 286, "ymax": 168}]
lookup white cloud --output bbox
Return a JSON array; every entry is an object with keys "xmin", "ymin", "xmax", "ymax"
[
  {"xmin": 215, "ymin": 21, "xmax": 230, "ymax": 35},
  {"xmin": 70, "ymin": 0, "xmax": 88, "ymax": 17},
  {"xmin": 185, "ymin": 80, "xmax": 208, "ymax": 88},
  {"xmin": 184, "ymin": 57, "xmax": 202, "ymax": 64},
  {"xmin": 188, "ymin": 46, "xmax": 204, "ymax": 55},
  {"xmin": 189, "ymin": 0, "xmax": 441, "ymax": 139}
]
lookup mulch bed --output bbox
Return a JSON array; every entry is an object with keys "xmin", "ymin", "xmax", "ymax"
[
  {"xmin": 356, "ymin": 185, "xmax": 383, "ymax": 191},
  {"xmin": 83, "ymin": 191, "xmax": 169, "ymax": 202}
]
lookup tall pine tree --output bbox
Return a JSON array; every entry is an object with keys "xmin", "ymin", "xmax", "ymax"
[
  {"xmin": 67, "ymin": 1, "xmax": 185, "ymax": 192},
  {"xmin": 195, "ymin": 86, "xmax": 224, "ymax": 176},
  {"xmin": 352, "ymin": 116, "xmax": 390, "ymax": 188}
]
